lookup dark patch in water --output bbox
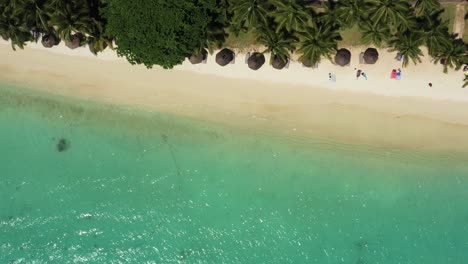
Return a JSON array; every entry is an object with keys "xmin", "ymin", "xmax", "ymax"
[
  {"xmin": 56, "ymin": 138, "xmax": 70, "ymax": 152},
  {"xmin": 354, "ymin": 240, "xmax": 368, "ymax": 251},
  {"xmin": 161, "ymin": 134, "xmax": 181, "ymax": 176},
  {"xmin": 356, "ymin": 257, "xmax": 365, "ymax": 264},
  {"xmin": 353, "ymin": 240, "xmax": 369, "ymax": 264},
  {"xmin": 7, "ymin": 215, "xmax": 13, "ymax": 220},
  {"xmin": 178, "ymin": 249, "xmax": 194, "ymax": 260}
]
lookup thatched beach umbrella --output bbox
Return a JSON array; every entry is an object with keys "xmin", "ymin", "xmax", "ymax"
[
  {"xmin": 335, "ymin": 48, "xmax": 351, "ymax": 66},
  {"xmin": 65, "ymin": 33, "xmax": 85, "ymax": 49},
  {"xmin": 41, "ymin": 33, "xmax": 60, "ymax": 48},
  {"xmin": 272, "ymin": 55, "xmax": 288, "ymax": 70},
  {"xmin": 363, "ymin": 48, "xmax": 379, "ymax": 64},
  {"xmin": 302, "ymin": 58, "xmax": 312, "ymax": 68},
  {"xmin": 215, "ymin": 48, "xmax": 234, "ymax": 66},
  {"xmin": 247, "ymin": 52, "xmax": 265, "ymax": 70},
  {"xmin": 188, "ymin": 49, "xmax": 208, "ymax": 64}
]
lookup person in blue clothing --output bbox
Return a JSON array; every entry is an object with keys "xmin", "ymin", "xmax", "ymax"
[{"xmin": 361, "ymin": 72, "xmax": 367, "ymax": 80}]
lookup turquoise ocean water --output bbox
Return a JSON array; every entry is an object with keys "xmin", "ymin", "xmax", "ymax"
[{"xmin": 1, "ymin": 83, "xmax": 468, "ymax": 263}]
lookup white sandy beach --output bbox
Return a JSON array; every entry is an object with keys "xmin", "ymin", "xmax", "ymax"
[{"xmin": 1, "ymin": 40, "xmax": 468, "ymax": 152}]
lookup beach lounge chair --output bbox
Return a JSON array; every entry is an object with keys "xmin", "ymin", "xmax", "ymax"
[
  {"xmin": 396, "ymin": 72, "xmax": 401, "ymax": 80},
  {"xmin": 245, "ymin": 52, "xmax": 250, "ymax": 64},
  {"xmin": 359, "ymin": 52, "xmax": 364, "ymax": 64},
  {"xmin": 285, "ymin": 58, "xmax": 290, "ymax": 69},
  {"xmin": 396, "ymin": 53, "xmax": 403, "ymax": 62},
  {"xmin": 231, "ymin": 53, "xmax": 236, "ymax": 64}
]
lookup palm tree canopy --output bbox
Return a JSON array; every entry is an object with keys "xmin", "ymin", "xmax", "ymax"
[
  {"xmin": 0, "ymin": 1, "xmax": 34, "ymax": 50},
  {"xmin": 230, "ymin": 0, "xmax": 269, "ymax": 31},
  {"xmin": 269, "ymin": 0, "xmax": 314, "ymax": 33},
  {"xmin": 434, "ymin": 39, "xmax": 467, "ymax": 73},
  {"xmin": 389, "ymin": 31, "xmax": 425, "ymax": 67},
  {"xmin": 420, "ymin": 12, "xmax": 451, "ymax": 56},
  {"xmin": 414, "ymin": 0, "xmax": 441, "ymax": 17},
  {"xmin": 297, "ymin": 25, "xmax": 341, "ymax": 66},
  {"xmin": 48, "ymin": 0, "xmax": 95, "ymax": 41},
  {"xmin": 367, "ymin": 0, "xmax": 415, "ymax": 32},
  {"xmin": 359, "ymin": 21, "xmax": 390, "ymax": 47},
  {"xmin": 255, "ymin": 27, "xmax": 295, "ymax": 63},
  {"xmin": 333, "ymin": 0, "xmax": 368, "ymax": 28}
]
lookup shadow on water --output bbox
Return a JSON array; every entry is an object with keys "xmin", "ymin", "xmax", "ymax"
[
  {"xmin": 54, "ymin": 138, "xmax": 70, "ymax": 152},
  {"xmin": 178, "ymin": 248, "xmax": 195, "ymax": 261},
  {"xmin": 356, "ymin": 257, "xmax": 365, "ymax": 264},
  {"xmin": 354, "ymin": 239, "xmax": 369, "ymax": 264}
]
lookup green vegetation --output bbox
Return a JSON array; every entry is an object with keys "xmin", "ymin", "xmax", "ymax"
[
  {"xmin": 222, "ymin": 29, "xmax": 257, "ymax": 51},
  {"xmin": 105, "ymin": 0, "xmax": 226, "ymax": 69},
  {"xmin": 440, "ymin": 3, "xmax": 456, "ymax": 33},
  {"xmin": 338, "ymin": 25, "xmax": 364, "ymax": 47},
  {"xmin": 1, "ymin": 0, "xmax": 466, "ymax": 74},
  {"xmin": 0, "ymin": 0, "xmax": 109, "ymax": 52}
]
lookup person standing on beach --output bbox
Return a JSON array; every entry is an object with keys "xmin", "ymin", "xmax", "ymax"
[{"xmin": 362, "ymin": 72, "xmax": 367, "ymax": 80}]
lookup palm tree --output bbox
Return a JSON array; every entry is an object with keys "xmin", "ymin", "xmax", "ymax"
[
  {"xmin": 367, "ymin": 0, "xmax": 416, "ymax": 32},
  {"xmin": 47, "ymin": 0, "xmax": 94, "ymax": 42},
  {"xmin": 22, "ymin": 0, "xmax": 50, "ymax": 39},
  {"xmin": 0, "ymin": 1, "xmax": 33, "ymax": 50},
  {"xmin": 317, "ymin": 1, "xmax": 338, "ymax": 28},
  {"xmin": 297, "ymin": 25, "xmax": 341, "ymax": 66},
  {"xmin": 389, "ymin": 31, "xmax": 424, "ymax": 67},
  {"xmin": 229, "ymin": 0, "xmax": 269, "ymax": 31},
  {"xmin": 360, "ymin": 21, "xmax": 390, "ymax": 47},
  {"xmin": 199, "ymin": 2, "xmax": 229, "ymax": 54},
  {"xmin": 434, "ymin": 40, "xmax": 467, "ymax": 73},
  {"xmin": 420, "ymin": 13, "xmax": 451, "ymax": 57},
  {"xmin": 414, "ymin": 0, "xmax": 441, "ymax": 17},
  {"xmin": 88, "ymin": 21, "xmax": 113, "ymax": 55},
  {"xmin": 269, "ymin": 0, "xmax": 314, "ymax": 33},
  {"xmin": 333, "ymin": 0, "xmax": 368, "ymax": 28},
  {"xmin": 256, "ymin": 27, "xmax": 295, "ymax": 65}
]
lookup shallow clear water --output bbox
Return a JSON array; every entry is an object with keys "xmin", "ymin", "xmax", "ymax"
[{"xmin": 1, "ymin": 83, "xmax": 468, "ymax": 263}]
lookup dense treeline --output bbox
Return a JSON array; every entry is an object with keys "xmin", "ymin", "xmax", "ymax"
[
  {"xmin": 1, "ymin": 0, "xmax": 467, "ymax": 76},
  {"xmin": 0, "ymin": 0, "xmax": 112, "ymax": 53}
]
